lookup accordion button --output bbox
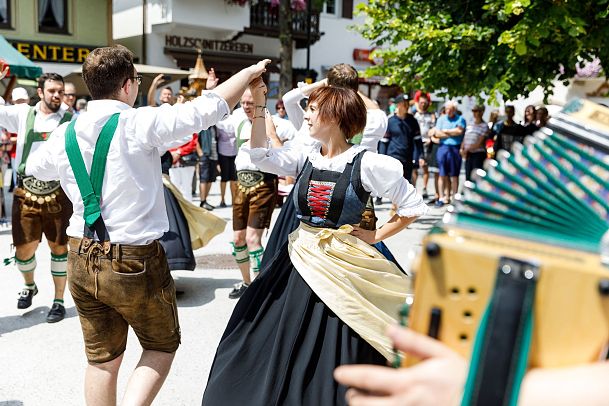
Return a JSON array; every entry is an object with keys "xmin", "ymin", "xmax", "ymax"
[
  {"xmin": 425, "ymin": 242, "xmax": 441, "ymax": 258},
  {"xmin": 598, "ymin": 279, "xmax": 609, "ymax": 296}
]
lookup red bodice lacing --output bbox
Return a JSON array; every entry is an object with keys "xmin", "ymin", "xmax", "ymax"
[{"xmin": 307, "ymin": 181, "xmax": 335, "ymax": 218}]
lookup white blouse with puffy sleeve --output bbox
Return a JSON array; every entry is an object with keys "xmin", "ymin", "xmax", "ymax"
[{"xmin": 246, "ymin": 143, "xmax": 429, "ymax": 218}]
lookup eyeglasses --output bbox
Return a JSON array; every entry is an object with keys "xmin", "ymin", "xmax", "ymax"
[
  {"xmin": 123, "ymin": 75, "xmax": 143, "ymax": 86},
  {"xmin": 64, "ymin": 93, "xmax": 76, "ymax": 97}
]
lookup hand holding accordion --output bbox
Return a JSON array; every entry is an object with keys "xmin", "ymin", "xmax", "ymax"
[{"xmin": 406, "ymin": 99, "xmax": 609, "ymax": 405}]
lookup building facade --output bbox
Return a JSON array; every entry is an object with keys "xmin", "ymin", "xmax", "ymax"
[
  {"xmin": 113, "ymin": 0, "xmax": 387, "ymax": 105},
  {"xmin": 0, "ymin": 0, "xmax": 112, "ymax": 79}
]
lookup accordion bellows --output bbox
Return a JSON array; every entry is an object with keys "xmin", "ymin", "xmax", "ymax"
[{"xmin": 409, "ymin": 99, "xmax": 609, "ymax": 369}]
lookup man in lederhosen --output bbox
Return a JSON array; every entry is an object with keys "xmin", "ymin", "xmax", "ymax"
[
  {"xmin": 0, "ymin": 72, "xmax": 73, "ymax": 323},
  {"xmin": 218, "ymin": 88, "xmax": 283, "ymax": 299},
  {"xmin": 25, "ymin": 45, "xmax": 270, "ymax": 404}
]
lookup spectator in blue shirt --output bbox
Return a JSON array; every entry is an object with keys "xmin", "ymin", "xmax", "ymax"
[{"xmin": 430, "ymin": 101, "xmax": 465, "ymax": 206}]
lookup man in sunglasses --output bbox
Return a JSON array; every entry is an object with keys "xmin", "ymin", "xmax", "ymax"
[
  {"xmin": 0, "ymin": 71, "xmax": 73, "ymax": 323},
  {"xmin": 24, "ymin": 44, "xmax": 270, "ymax": 405}
]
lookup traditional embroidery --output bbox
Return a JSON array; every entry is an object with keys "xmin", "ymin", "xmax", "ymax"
[{"xmin": 307, "ymin": 180, "xmax": 335, "ymax": 219}]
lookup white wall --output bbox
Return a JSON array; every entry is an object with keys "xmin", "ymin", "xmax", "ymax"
[
  {"xmin": 293, "ymin": 0, "xmax": 377, "ymax": 76},
  {"xmin": 115, "ymin": 0, "xmax": 247, "ymax": 40},
  {"xmin": 171, "ymin": 0, "xmax": 249, "ymax": 33}
]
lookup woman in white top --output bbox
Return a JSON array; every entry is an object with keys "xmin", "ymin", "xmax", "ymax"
[{"xmin": 203, "ymin": 85, "xmax": 428, "ymax": 406}]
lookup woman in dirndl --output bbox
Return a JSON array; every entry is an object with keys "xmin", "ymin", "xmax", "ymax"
[{"xmin": 202, "ymin": 83, "xmax": 428, "ymax": 406}]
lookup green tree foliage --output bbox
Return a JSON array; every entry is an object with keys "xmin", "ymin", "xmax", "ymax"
[{"xmin": 356, "ymin": 0, "xmax": 609, "ymax": 102}]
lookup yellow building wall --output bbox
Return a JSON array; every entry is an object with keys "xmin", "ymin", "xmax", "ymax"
[{"xmin": 0, "ymin": 0, "xmax": 111, "ymax": 44}]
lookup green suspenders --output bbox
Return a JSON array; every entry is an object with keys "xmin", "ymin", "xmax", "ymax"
[
  {"xmin": 64, "ymin": 113, "xmax": 120, "ymax": 237},
  {"xmin": 236, "ymin": 119, "xmax": 249, "ymax": 149},
  {"xmin": 19, "ymin": 107, "xmax": 73, "ymax": 174}
]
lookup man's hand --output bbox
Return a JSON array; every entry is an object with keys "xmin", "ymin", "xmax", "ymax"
[
  {"xmin": 206, "ymin": 68, "xmax": 219, "ymax": 90},
  {"xmin": 248, "ymin": 59, "xmax": 271, "ymax": 80},
  {"xmin": 152, "ymin": 73, "xmax": 165, "ymax": 84},
  {"xmin": 301, "ymin": 78, "xmax": 328, "ymax": 97},
  {"xmin": 334, "ymin": 326, "xmax": 467, "ymax": 406},
  {"xmin": 349, "ymin": 225, "xmax": 379, "ymax": 244},
  {"xmin": 0, "ymin": 63, "xmax": 9, "ymax": 81},
  {"xmin": 249, "ymin": 77, "xmax": 267, "ymax": 105}
]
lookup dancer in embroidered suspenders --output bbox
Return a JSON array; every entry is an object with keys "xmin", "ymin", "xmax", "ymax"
[
  {"xmin": 25, "ymin": 45, "xmax": 270, "ymax": 405},
  {"xmin": 0, "ymin": 72, "xmax": 73, "ymax": 323},
  {"xmin": 203, "ymin": 83, "xmax": 428, "ymax": 405},
  {"xmin": 216, "ymin": 88, "xmax": 284, "ymax": 299}
]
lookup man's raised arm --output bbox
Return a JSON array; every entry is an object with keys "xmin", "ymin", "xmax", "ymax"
[{"xmin": 211, "ymin": 60, "xmax": 271, "ymax": 111}]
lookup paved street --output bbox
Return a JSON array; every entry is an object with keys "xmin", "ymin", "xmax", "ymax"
[{"xmin": 0, "ymin": 183, "xmax": 444, "ymax": 406}]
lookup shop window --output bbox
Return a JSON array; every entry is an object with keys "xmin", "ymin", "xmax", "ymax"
[
  {"xmin": 0, "ymin": 0, "xmax": 11, "ymax": 29},
  {"xmin": 38, "ymin": 0, "xmax": 69, "ymax": 34}
]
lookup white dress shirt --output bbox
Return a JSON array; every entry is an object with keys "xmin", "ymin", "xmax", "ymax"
[
  {"xmin": 282, "ymin": 86, "xmax": 388, "ymax": 152},
  {"xmin": 27, "ymin": 94, "xmax": 229, "ymax": 244},
  {"xmin": 220, "ymin": 109, "xmax": 286, "ymax": 172},
  {"xmin": 246, "ymin": 144, "xmax": 429, "ymax": 218},
  {"xmin": 0, "ymin": 102, "xmax": 71, "ymax": 170}
]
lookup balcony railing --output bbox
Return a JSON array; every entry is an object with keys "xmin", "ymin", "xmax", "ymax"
[{"xmin": 244, "ymin": 1, "xmax": 321, "ymax": 48}]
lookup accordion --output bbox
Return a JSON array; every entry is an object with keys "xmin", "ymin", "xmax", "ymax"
[{"xmin": 407, "ymin": 99, "xmax": 609, "ymax": 405}]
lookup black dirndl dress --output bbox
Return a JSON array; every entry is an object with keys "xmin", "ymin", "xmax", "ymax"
[
  {"xmin": 159, "ymin": 151, "xmax": 196, "ymax": 271},
  {"xmin": 202, "ymin": 151, "xmax": 387, "ymax": 406}
]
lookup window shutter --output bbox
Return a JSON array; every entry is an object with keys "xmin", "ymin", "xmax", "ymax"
[{"xmin": 342, "ymin": 0, "xmax": 353, "ymax": 19}]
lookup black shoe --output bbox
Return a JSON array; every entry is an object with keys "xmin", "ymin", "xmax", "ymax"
[
  {"xmin": 228, "ymin": 283, "xmax": 248, "ymax": 299},
  {"xmin": 17, "ymin": 286, "xmax": 38, "ymax": 309},
  {"xmin": 46, "ymin": 303, "xmax": 66, "ymax": 323},
  {"xmin": 374, "ymin": 197, "xmax": 382, "ymax": 205},
  {"xmin": 219, "ymin": 202, "xmax": 228, "ymax": 208},
  {"xmin": 199, "ymin": 200, "xmax": 215, "ymax": 211}
]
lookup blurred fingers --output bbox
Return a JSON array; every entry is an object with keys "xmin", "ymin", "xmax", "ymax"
[
  {"xmin": 335, "ymin": 365, "xmax": 405, "ymax": 395},
  {"xmin": 387, "ymin": 325, "xmax": 456, "ymax": 359},
  {"xmin": 345, "ymin": 388, "xmax": 395, "ymax": 406}
]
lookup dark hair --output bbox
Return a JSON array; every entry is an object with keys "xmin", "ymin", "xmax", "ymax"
[
  {"xmin": 275, "ymin": 99, "xmax": 285, "ymax": 109},
  {"xmin": 82, "ymin": 45, "xmax": 135, "ymax": 99},
  {"xmin": 37, "ymin": 73, "xmax": 64, "ymax": 90},
  {"xmin": 162, "ymin": 86, "xmax": 173, "ymax": 93},
  {"xmin": 326, "ymin": 63, "xmax": 359, "ymax": 91},
  {"xmin": 505, "ymin": 104, "xmax": 515, "ymax": 111},
  {"xmin": 308, "ymin": 87, "xmax": 366, "ymax": 140}
]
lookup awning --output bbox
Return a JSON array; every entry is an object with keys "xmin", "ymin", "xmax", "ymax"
[
  {"xmin": 64, "ymin": 63, "xmax": 191, "ymax": 97},
  {"xmin": 0, "ymin": 35, "xmax": 42, "ymax": 79}
]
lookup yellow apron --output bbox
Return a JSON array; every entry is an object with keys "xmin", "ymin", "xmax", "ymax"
[
  {"xmin": 288, "ymin": 222, "xmax": 412, "ymax": 360},
  {"xmin": 162, "ymin": 175, "xmax": 226, "ymax": 250}
]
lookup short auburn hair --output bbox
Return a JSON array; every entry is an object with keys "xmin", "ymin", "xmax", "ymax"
[
  {"xmin": 308, "ymin": 87, "xmax": 366, "ymax": 140},
  {"xmin": 82, "ymin": 45, "xmax": 135, "ymax": 99},
  {"xmin": 326, "ymin": 63, "xmax": 359, "ymax": 91}
]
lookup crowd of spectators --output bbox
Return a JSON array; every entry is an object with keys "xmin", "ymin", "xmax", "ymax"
[{"xmin": 378, "ymin": 94, "xmax": 552, "ymax": 206}]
